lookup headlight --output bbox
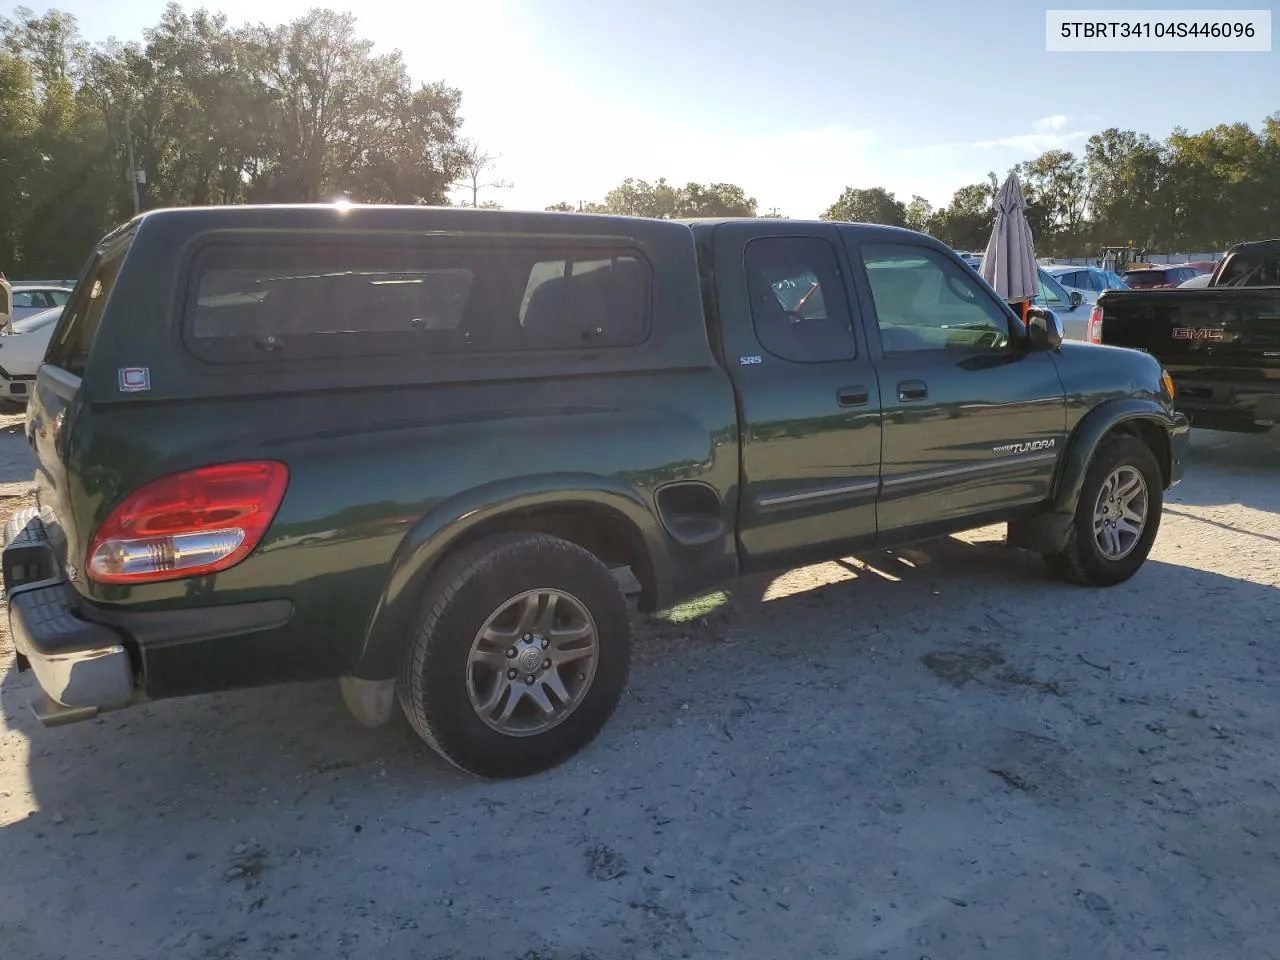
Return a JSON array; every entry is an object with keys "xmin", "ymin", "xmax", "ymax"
[{"xmin": 1161, "ymin": 369, "xmax": 1175, "ymax": 399}]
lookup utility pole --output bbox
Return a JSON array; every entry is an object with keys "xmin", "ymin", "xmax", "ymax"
[{"xmin": 124, "ymin": 108, "xmax": 140, "ymax": 216}]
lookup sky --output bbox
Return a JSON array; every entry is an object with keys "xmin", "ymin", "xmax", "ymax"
[{"xmin": 41, "ymin": 0, "xmax": 1280, "ymax": 217}]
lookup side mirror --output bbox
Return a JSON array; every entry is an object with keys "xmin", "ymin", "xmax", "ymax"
[
  {"xmin": 1069, "ymin": 290, "xmax": 1084, "ymax": 308},
  {"xmin": 1025, "ymin": 306, "xmax": 1064, "ymax": 351}
]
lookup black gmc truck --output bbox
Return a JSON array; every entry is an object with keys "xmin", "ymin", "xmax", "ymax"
[{"xmin": 1098, "ymin": 238, "xmax": 1280, "ymax": 434}]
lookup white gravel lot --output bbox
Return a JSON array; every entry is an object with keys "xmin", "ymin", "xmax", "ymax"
[{"xmin": 0, "ymin": 410, "xmax": 1277, "ymax": 960}]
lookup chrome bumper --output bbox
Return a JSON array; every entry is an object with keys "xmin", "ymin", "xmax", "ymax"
[{"xmin": 3, "ymin": 508, "xmax": 136, "ymax": 725}]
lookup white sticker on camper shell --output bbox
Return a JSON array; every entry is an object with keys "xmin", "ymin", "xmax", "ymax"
[{"xmin": 118, "ymin": 367, "xmax": 151, "ymax": 392}]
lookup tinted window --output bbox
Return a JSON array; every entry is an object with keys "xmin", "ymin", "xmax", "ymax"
[
  {"xmin": 1218, "ymin": 251, "xmax": 1280, "ymax": 287},
  {"xmin": 187, "ymin": 240, "xmax": 651, "ymax": 362},
  {"xmin": 12, "ymin": 291, "xmax": 52, "ymax": 308},
  {"xmin": 1123, "ymin": 270, "xmax": 1164, "ymax": 286},
  {"xmin": 743, "ymin": 237, "xmax": 856, "ymax": 362},
  {"xmin": 45, "ymin": 232, "xmax": 134, "ymax": 377},
  {"xmin": 861, "ymin": 243, "xmax": 1011, "ymax": 352},
  {"xmin": 49, "ymin": 290, "xmax": 70, "ymax": 306}
]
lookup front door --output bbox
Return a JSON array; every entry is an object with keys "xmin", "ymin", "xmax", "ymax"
[
  {"xmin": 711, "ymin": 226, "xmax": 882, "ymax": 573},
  {"xmin": 849, "ymin": 239, "xmax": 1066, "ymax": 540}
]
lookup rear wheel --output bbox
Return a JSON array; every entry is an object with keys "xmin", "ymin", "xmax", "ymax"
[
  {"xmin": 397, "ymin": 533, "xmax": 632, "ymax": 778},
  {"xmin": 1043, "ymin": 434, "xmax": 1163, "ymax": 587}
]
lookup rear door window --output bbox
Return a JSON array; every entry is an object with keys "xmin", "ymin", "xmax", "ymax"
[
  {"xmin": 743, "ymin": 236, "xmax": 857, "ymax": 362},
  {"xmin": 44, "ymin": 231, "xmax": 134, "ymax": 377},
  {"xmin": 186, "ymin": 239, "xmax": 651, "ymax": 362}
]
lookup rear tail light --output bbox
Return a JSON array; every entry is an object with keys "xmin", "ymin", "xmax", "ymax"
[
  {"xmin": 1086, "ymin": 304, "xmax": 1103, "ymax": 344},
  {"xmin": 87, "ymin": 461, "xmax": 289, "ymax": 584}
]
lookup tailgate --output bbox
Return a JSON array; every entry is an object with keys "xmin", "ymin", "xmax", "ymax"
[
  {"xmin": 1101, "ymin": 289, "xmax": 1280, "ymax": 370},
  {"xmin": 25, "ymin": 230, "xmax": 135, "ymax": 584}
]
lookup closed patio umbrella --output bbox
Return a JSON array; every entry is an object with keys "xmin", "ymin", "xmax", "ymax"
[{"xmin": 980, "ymin": 172, "xmax": 1038, "ymax": 323}]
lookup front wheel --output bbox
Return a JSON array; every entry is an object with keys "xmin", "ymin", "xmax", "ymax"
[
  {"xmin": 397, "ymin": 533, "xmax": 632, "ymax": 778},
  {"xmin": 1043, "ymin": 434, "xmax": 1163, "ymax": 587}
]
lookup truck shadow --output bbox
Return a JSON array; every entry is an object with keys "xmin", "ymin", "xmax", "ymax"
[
  {"xmin": 3, "ymin": 529, "xmax": 1276, "ymax": 842},
  {"xmin": 1170, "ymin": 427, "xmax": 1280, "ymax": 511}
]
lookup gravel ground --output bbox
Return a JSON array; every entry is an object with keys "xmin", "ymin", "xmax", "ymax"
[{"xmin": 0, "ymin": 410, "xmax": 1277, "ymax": 960}]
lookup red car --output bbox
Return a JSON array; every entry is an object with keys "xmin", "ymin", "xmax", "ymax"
[{"xmin": 1122, "ymin": 264, "xmax": 1204, "ymax": 289}]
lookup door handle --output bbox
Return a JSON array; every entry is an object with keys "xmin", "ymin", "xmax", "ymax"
[
  {"xmin": 837, "ymin": 385, "xmax": 869, "ymax": 407},
  {"xmin": 897, "ymin": 380, "xmax": 928, "ymax": 402}
]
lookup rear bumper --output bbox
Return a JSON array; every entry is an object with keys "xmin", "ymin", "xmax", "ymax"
[
  {"xmin": 3, "ymin": 508, "xmax": 136, "ymax": 723},
  {"xmin": 1171, "ymin": 374, "xmax": 1280, "ymax": 433},
  {"xmin": 3, "ymin": 508, "xmax": 295, "ymax": 725}
]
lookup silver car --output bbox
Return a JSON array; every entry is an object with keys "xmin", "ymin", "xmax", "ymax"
[
  {"xmin": 1045, "ymin": 264, "xmax": 1129, "ymax": 306},
  {"xmin": 9, "ymin": 285, "xmax": 72, "ymax": 324},
  {"xmin": 1031, "ymin": 268, "xmax": 1096, "ymax": 342}
]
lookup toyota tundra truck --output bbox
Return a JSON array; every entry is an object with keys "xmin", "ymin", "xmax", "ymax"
[{"xmin": 3, "ymin": 205, "xmax": 1189, "ymax": 778}]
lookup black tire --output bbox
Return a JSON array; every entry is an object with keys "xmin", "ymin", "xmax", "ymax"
[
  {"xmin": 1043, "ymin": 434, "xmax": 1163, "ymax": 587},
  {"xmin": 397, "ymin": 532, "xmax": 632, "ymax": 778}
]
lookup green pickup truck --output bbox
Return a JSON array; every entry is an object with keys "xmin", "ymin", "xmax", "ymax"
[{"xmin": 3, "ymin": 206, "xmax": 1189, "ymax": 778}]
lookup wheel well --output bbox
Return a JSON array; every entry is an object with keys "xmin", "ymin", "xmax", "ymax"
[
  {"xmin": 1107, "ymin": 418, "xmax": 1172, "ymax": 487},
  {"xmin": 436, "ymin": 503, "xmax": 656, "ymax": 607}
]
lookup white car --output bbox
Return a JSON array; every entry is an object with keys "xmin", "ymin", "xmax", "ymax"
[
  {"xmin": 0, "ymin": 304, "xmax": 62, "ymax": 403},
  {"xmin": 1178, "ymin": 273, "xmax": 1212, "ymax": 288},
  {"xmin": 1045, "ymin": 264, "xmax": 1129, "ymax": 306},
  {"xmin": 8, "ymin": 285, "xmax": 72, "ymax": 325}
]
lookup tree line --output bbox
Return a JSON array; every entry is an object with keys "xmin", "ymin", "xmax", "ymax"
[
  {"xmin": 821, "ymin": 118, "xmax": 1280, "ymax": 256},
  {"xmin": 2, "ymin": 3, "xmax": 470, "ymax": 276},
  {"xmin": 555, "ymin": 114, "xmax": 1280, "ymax": 259},
  {"xmin": 3, "ymin": 4, "xmax": 1276, "ymax": 278}
]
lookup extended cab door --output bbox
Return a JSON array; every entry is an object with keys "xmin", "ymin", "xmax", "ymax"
[
  {"xmin": 845, "ymin": 236, "xmax": 1066, "ymax": 538},
  {"xmin": 700, "ymin": 222, "xmax": 881, "ymax": 573}
]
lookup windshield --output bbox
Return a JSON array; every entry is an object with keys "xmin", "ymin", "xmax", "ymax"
[{"xmin": 1036, "ymin": 269, "xmax": 1073, "ymax": 307}]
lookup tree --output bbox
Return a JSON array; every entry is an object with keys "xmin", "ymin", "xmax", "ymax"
[
  {"xmin": 544, "ymin": 201, "xmax": 577, "ymax": 212},
  {"xmin": 454, "ymin": 139, "xmax": 510, "ymax": 208},
  {"xmin": 675, "ymin": 181, "xmax": 756, "ymax": 218},
  {"xmin": 598, "ymin": 177, "xmax": 680, "ymax": 217},
  {"xmin": 1084, "ymin": 128, "xmax": 1169, "ymax": 250},
  {"xmin": 929, "ymin": 181, "xmax": 997, "ymax": 251},
  {"xmin": 588, "ymin": 178, "xmax": 757, "ymax": 218},
  {"xmin": 1016, "ymin": 149, "xmax": 1091, "ymax": 253},
  {"xmin": 0, "ymin": 4, "xmax": 469, "ymax": 277},
  {"xmin": 904, "ymin": 195, "xmax": 933, "ymax": 233},
  {"xmin": 820, "ymin": 186, "xmax": 906, "ymax": 226}
]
